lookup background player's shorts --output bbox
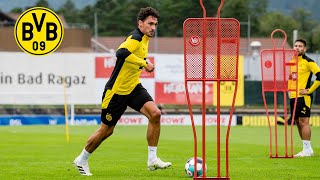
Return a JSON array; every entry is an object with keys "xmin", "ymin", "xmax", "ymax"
[
  {"xmin": 290, "ymin": 96, "xmax": 312, "ymax": 120},
  {"xmin": 100, "ymin": 83, "xmax": 153, "ymax": 126}
]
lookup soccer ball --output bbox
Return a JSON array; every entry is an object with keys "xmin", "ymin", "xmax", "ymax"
[{"xmin": 185, "ymin": 157, "xmax": 207, "ymax": 177}]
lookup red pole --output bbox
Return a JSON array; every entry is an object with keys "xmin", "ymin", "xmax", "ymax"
[{"xmin": 199, "ymin": 0, "xmax": 207, "ymax": 177}]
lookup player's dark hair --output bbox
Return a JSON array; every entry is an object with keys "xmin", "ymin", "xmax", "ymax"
[
  {"xmin": 295, "ymin": 39, "xmax": 307, "ymax": 47},
  {"xmin": 137, "ymin": 7, "xmax": 159, "ymax": 22}
]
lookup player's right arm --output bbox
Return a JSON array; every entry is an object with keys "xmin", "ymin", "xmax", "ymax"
[
  {"xmin": 145, "ymin": 62, "xmax": 155, "ymax": 72},
  {"xmin": 116, "ymin": 35, "xmax": 148, "ymax": 68}
]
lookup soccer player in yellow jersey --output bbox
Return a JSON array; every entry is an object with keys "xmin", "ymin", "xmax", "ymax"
[
  {"xmin": 289, "ymin": 39, "xmax": 320, "ymax": 157},
  {"xmin": 73, "ymin": 7, "xmax": 171, "ymax": 176}
]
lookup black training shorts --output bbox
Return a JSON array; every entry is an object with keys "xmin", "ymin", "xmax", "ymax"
[
  {"xmin": 290, "ymin": 96, "xmax": 312, "ymax": 120},
  {"xmin": 100, "ymin": 83, "xmax": 153, "ymax": 126}
]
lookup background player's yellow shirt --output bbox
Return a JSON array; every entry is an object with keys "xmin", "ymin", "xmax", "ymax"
[
  {"xmin": 105, "ymin": 28, "xmax": 149, "ymax": 95},
  {"xmin": 289, "ymin": 54, "xmax": 320, "ymax": 98}
]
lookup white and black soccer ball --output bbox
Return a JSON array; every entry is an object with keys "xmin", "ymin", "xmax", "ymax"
[{"xmin": 185, "ymin": 157, "xmax": 207, "ymax": 177}]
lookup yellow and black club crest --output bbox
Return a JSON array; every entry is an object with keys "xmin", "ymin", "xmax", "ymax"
[{"xmin": 106, "ymin": 113, "xmax": 112, "ymax": 121}]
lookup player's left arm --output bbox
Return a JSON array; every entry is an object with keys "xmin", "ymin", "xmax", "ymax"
[{"xmin": 306, "ymin": 62, "xmax": 320, "ymax": 94}]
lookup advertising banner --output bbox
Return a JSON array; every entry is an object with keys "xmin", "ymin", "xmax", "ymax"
[
  {"xmin": 4, "ymin": 114, "xmax": 320, "ymax": 127},
  {"xmin": 0, "ymin": 52, "xmax": 244, "ymax": 106},
  {"xmin": 155, "ymin": 82, "xmax": 213, "ymax": 104},
  {"xmin": 0, "ymin": 52, "xmax": 96, "ymax": 104},
  {"xmin": 0, "ymin": 114, "xmax": 237, "ymax": 126}
]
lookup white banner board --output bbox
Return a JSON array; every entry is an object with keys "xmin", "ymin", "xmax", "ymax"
[{"xmin": 0, "ymin": 52, "xmax": 96, "ymax": 104}]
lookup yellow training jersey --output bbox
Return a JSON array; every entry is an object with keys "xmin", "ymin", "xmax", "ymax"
[
  {"xmin": 289, "ymin": 54, "xmax": 320, "ymax": 99},
  {"xmin": 105, "ymin": 28, "xmax": 149, "ymax": 95}
]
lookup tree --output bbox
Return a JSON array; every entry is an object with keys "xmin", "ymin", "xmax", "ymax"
[
  {"xmin": 248, "ymin": 0, "xmax": 268, "ymax": 37},
  {"xmin": 259, "ymin": 12, "xmax": 298, "ymax": 45},
  {"xmin": 221, "ymin": 0, "xmax": 268, "ymax": 37},
  {"xmin": 311, "ymin": 24, "xmax": 320, "ymax": 53},
  {"xmin": 292, "ymin": 8, "xmax": 314, "ymax": 33},
  {"xmin": 34, "ymin": 0, "xmax": 50, "ymax": 8},
  {"xmin": 57, "ymin": 0, "xmax": 80, "ymax": 24},
  {"xmin": 157, "ymin": 0, "xmax": 219, "ymax": 36},
  {"xmin": 10, "ymin": 7, "xmax": 23, "ymax": 13},
  {"xmin": 94, "ymin": 0, "xmax": 132, "ymax": 36},
  {"xmin": 221, "ymin": 0, "xmax": 251, "ymax": 37},
  {"xmin": 292, "ymin": 8, "xmax": 319, "ymax": 52},
  {"xmin": 116, "ymin": 0, "xmax": 156, "ymax": 35},
  {"xmin": 78, "ymin": 5, "xmax": 95, "ymax": 30},
  {"xmin": 222, "ymin": 0, "xmax": 249, "ymax": 21}
]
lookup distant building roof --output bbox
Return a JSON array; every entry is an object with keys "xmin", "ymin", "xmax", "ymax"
[
  {"xmin": 97, "ymin": 36, "xmax": 292, "ymax": 55},
  {"xmin": 0, "ymin": 11, "xmax": 15, "ymax": 26}
]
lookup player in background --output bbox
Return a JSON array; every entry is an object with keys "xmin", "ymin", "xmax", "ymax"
[
  {"xmin": 289, "ymin": 39, "xmax": 320, "ymax": 157},
  {"xmin": 73, "ymin": 7, "xmax": 171, "ymax": 176}
]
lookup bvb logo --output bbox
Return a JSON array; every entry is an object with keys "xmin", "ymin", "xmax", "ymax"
[
  {"xmin": 106, "ymin": 114, "xmax": 113, "ymax": 121},
  {"xmin": 14, "ymin": 7, "xmax": 64, "ymax": 56}
]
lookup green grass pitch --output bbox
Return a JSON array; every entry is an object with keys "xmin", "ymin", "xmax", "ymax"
[{"xmin": 0, "ymin": 125, "xmax": 319, "ymax": 179}]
